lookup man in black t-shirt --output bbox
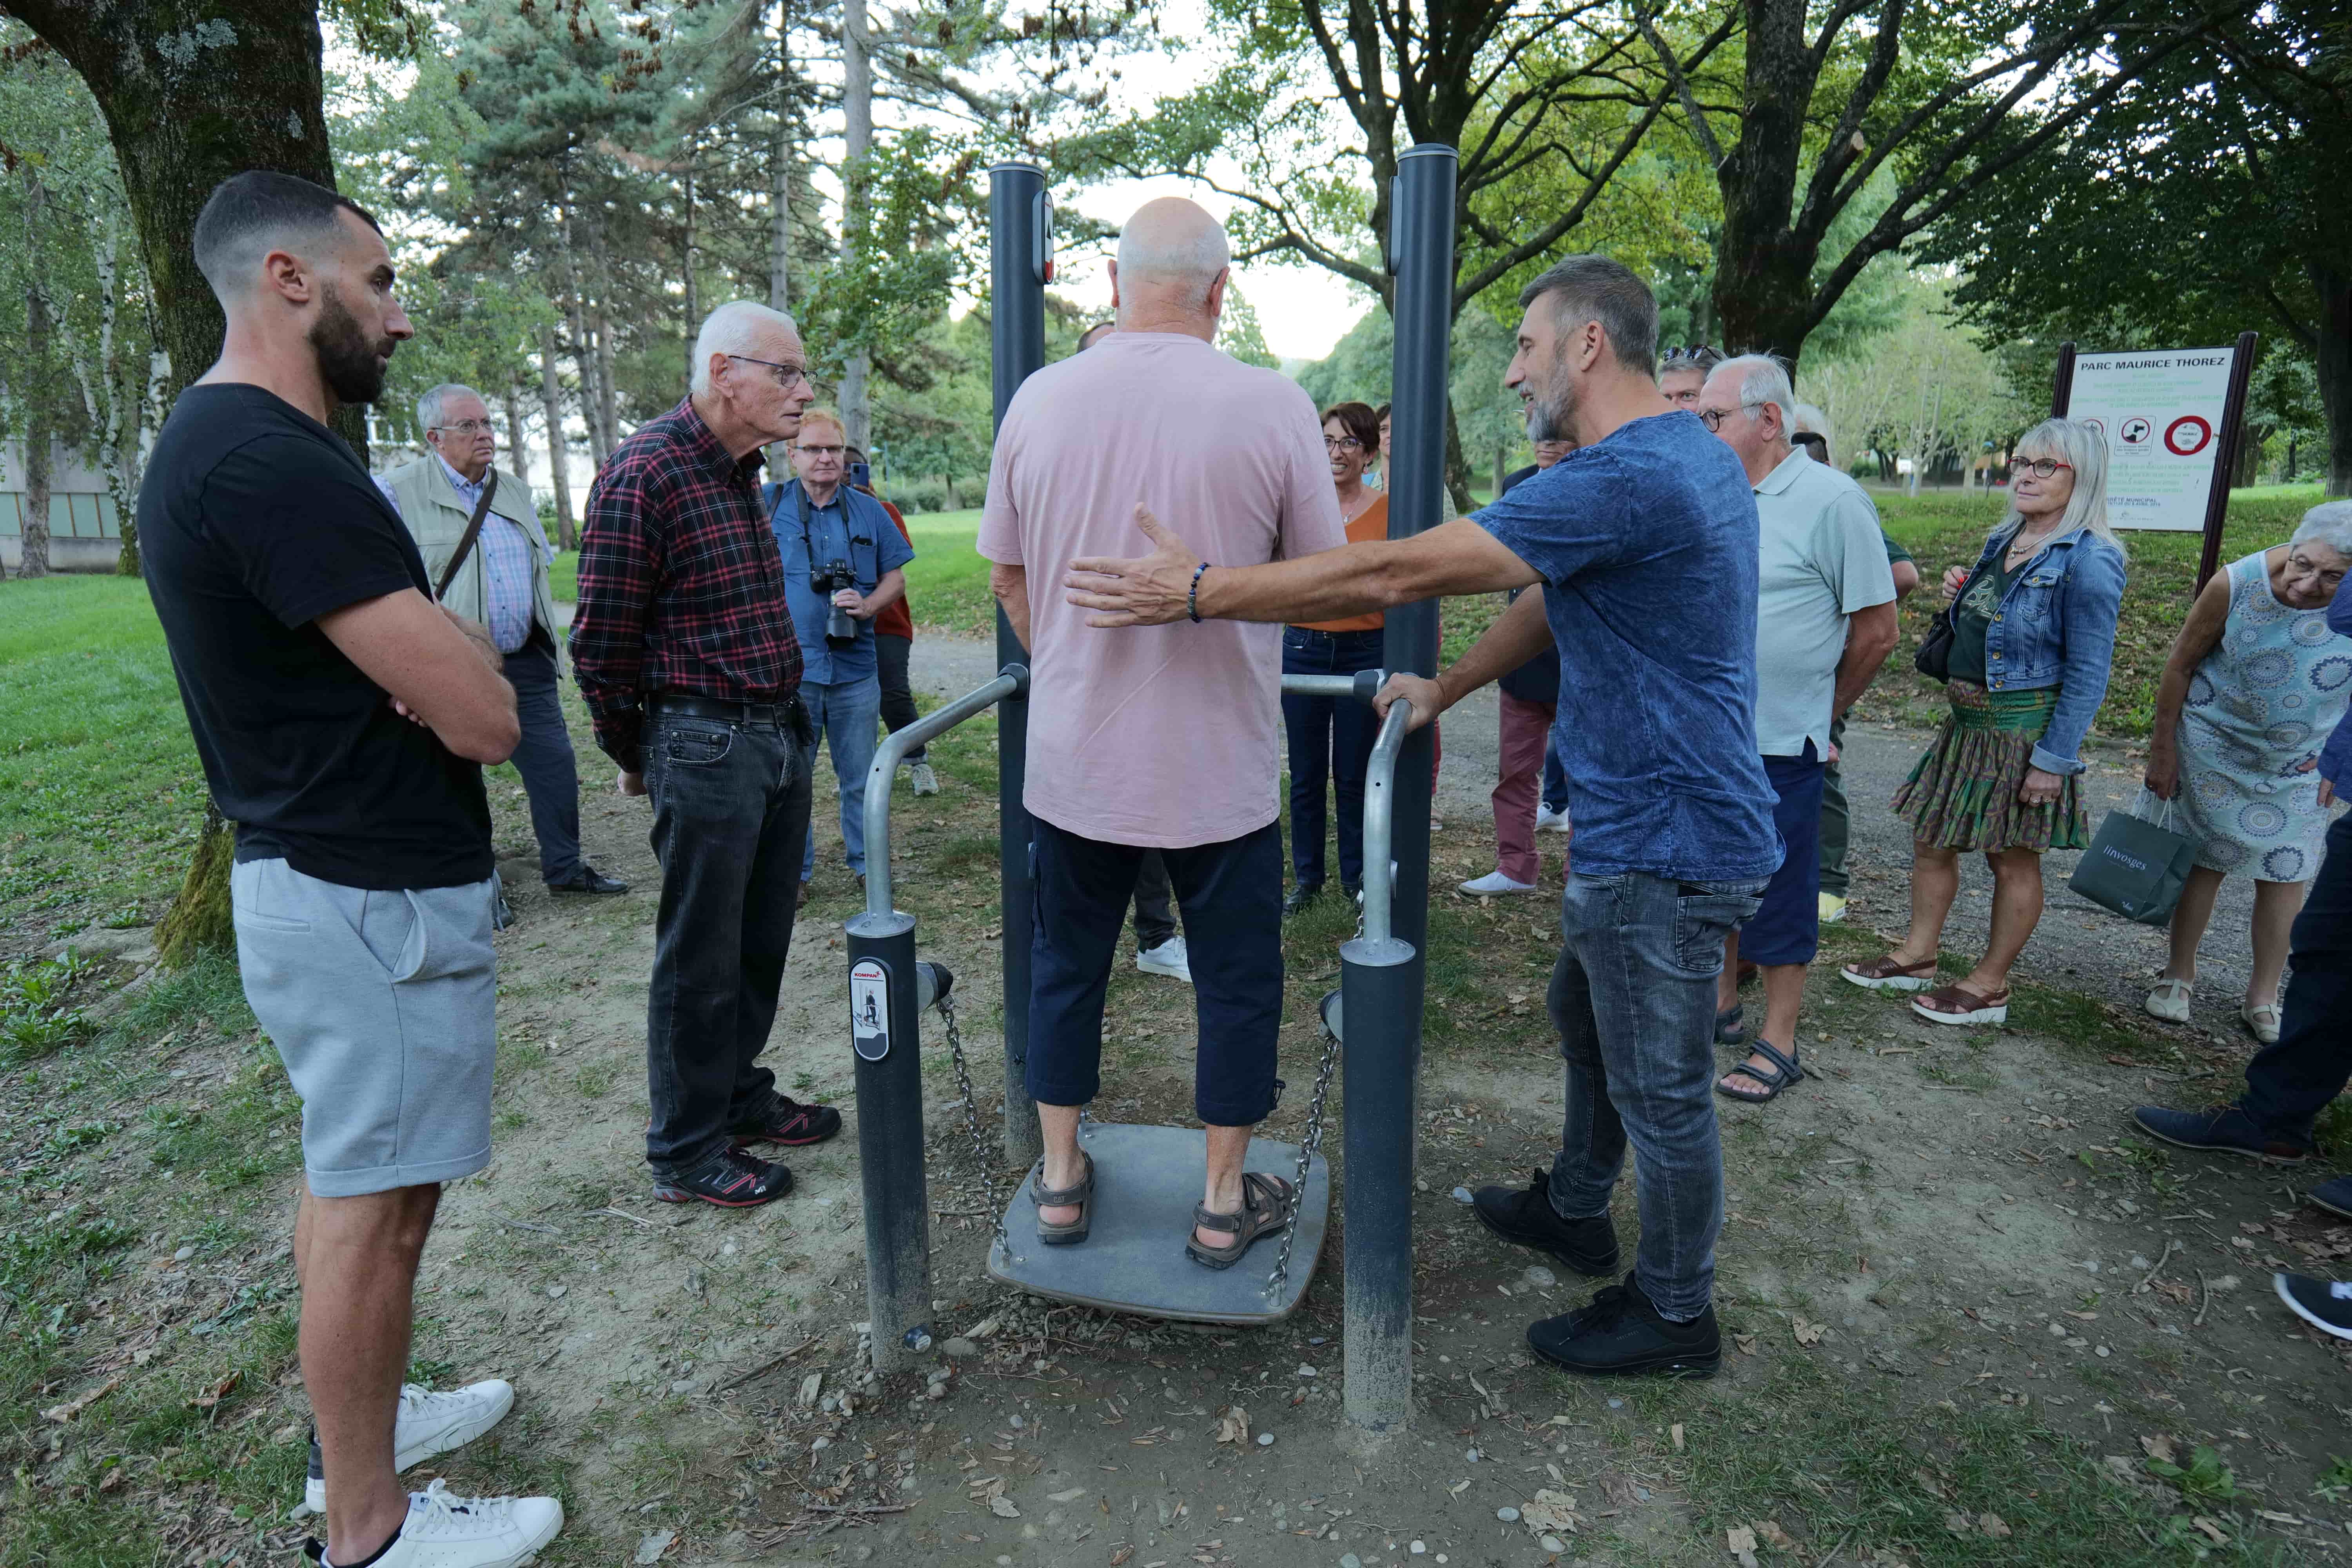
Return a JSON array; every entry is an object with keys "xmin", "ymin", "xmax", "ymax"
[{"xmin": 141, "ymin": 172, "xmax": 560, "ymax": 1568}]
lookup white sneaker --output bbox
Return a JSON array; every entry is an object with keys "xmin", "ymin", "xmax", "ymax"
[
  {"xmin": 1459, "ymin": 871, "xmax": 1538, "ymax": 897},
  {"xmin": 305, "ymin": 1381, "xmax": 516, "ymax": 1513},
  {"xmin": 909, "ymin": 760, "xmax": 941, "ymax": 797},
  {"xmin": 1136, "ymin": 937, "xmax": 1192, "ymax": 984},
  {"xmin": 2144, "ymin": 978, "xmax": 2192, "ymax": 1024},
  {"xmin": 1535, "ymin": 807, "xmax": 1570, "ymax": 833},
  {"xmin": 320, "ymin": 1479, "xmax": 562, "ymax": 1568}
]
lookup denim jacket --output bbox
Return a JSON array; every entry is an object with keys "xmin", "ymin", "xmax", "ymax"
[
  {"xmin": 2319, "ymin": 578, "xmax": 2352, "ymax": 789},
  {"xmin": 1959, "ymin": 526, "xmax": 2127, "ymax": 776}
]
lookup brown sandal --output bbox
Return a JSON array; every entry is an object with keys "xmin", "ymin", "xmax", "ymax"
[
  {"xmin": 1912, "ymin": 984, "xmax": 2010, "ymax": 1025},
  {"xmin": 1185, "ymin": 1172, "xmax": 1296, "ymax": 1270},
  {"xmin": 1033, "ymin": 1150, "xmax": 1095, "ymax": 1245},
  {"xmin": 1840, "ymin": 953, "xmax": 1937, "ymax": 993}
]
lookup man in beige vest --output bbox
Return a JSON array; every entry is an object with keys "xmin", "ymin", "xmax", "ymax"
[{"xmin": 378, "ymin": 383, "xmax": 626, "ymax": 899}]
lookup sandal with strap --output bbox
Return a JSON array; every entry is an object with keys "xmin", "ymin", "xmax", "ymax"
[
  {"xmin": 1913, "ymin": 983, "xmax": 2010, "ymax": 1025},
  {"xmin": 1185, "ymin": 1171, "xmax": 1296, "ymax": 1271},
  {"xmin": 1715, "ymin": 1039, "xmax": 1804, "ymax": 1103},
  {"xmin": 2144, "ymin": 978, "xmax": 2192, "ymax": 1024},
  {"xmin": 1841, "ymin": 953, "xmax": 1938, "ymax": 992},
  {"xmin": 2240, "ymin": 1000, "xmax": 2282, "ymax": 1045},
  {"xmin": 1032, "ymin": 1149, "xmax": 1096, "ymax": 1246},
  {"xmin": 1714, "ymin": 1002, "xmax": 1747, "ymax": 1045}
]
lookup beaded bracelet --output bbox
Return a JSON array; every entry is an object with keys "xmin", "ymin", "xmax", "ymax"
[{"xmin": 1188, "ymin": 562, "xmax": 1211, "ymax": 623}]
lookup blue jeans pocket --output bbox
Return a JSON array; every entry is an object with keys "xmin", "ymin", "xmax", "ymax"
[
  {"xmin": 1671, "ymin": 882, "xmax": 1764, "ymax": 973},
  {"xmin": 661, "ymin": 720, "xmax": 734, "ymax": 768}
]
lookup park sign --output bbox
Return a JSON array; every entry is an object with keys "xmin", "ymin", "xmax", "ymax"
[{"xmin": 2051, "ymin": 332, "xmax": 2259, "ymax": 589}]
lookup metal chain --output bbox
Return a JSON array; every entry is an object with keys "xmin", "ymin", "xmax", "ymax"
[
  {"xmin": 935, "ymin": 991, "xmax": 1013, "ymax": 1261},
  {"xmin": 1264, "ymin": 1009, "xmax": 1344, "ymax": 1301}
]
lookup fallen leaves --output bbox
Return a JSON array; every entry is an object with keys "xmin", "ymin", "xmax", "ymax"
[
  {"xmin": 1212, "ymin": 1405, "xmax": 1249, "ymax": 1446},
  {"xmin": 187, "ymin": 1370, "xmax": 240, "ymax": 1412},
  {"xmin": 1670, "ymin": 1423, "xmax": 1686, "ymax": 1452},
  {"xmin": 42, "ymin": 1376, "xmax": 122, "ymax": 1424},
  {"xmin": 2140, "ymin": 1434, "xmax": 2177, "ymax": 1465},
  {"xmin": 1726, "ymin": 1524, "xmax": 1760, "ymax": 1568},
  {"xmin": 1735, "ymin": 1333, "xmax": 1759, "ymax": 1356},
  {"xmin": 2190, "ymin": 1517, "xmax": 2229, "ymax": 1545},
  {"xmin": 989, "ymin": 1496, "xmax": 1022, "ymax": 1518},
  {"xmin": 1519, "ymin": 1489, "xmax": 1582, "ymax": 1535},
  {"xmin": 1789, "ymin": 1316, "xmax": 1827, "ymax": 1347},
  {"xmin": 1945, "ymin": 1511, "xmax": 2011, "ymax": 1539}
]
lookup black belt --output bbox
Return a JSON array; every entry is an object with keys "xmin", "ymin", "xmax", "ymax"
[{"xmin": 648, "ymin": 692, "xmax": 804, "ymax": 725}]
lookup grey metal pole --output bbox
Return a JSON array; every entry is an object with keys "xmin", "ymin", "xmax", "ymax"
[
  {"xmin": 1343, "ymin": 142, "xmax": 1455, "ymax": 1434},
  {"xmin": 989, "ymin": 162, "xmax": 1048, "ymax": 1170},
  {"xmin": 845, "ymin": 907, "xmax": 929, "ymax": 1374}
]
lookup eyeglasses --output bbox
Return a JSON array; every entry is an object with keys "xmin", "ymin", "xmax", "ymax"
[
  {"xmin": 431, "ymin": 419, "xmax": 493, "ymax": 436},
  {"xmin": 1662, "ymin": 345, "xmax": 1720, "ymax": 365},
  {"xmin": 1693, "ymin": 401, "xmax": 1761, "ymax": 432},
  {"xmin": 798, "ymin": 443, "xmax": 846, "ymax": 457},
  {"xmin": 1323, "ymin": 436, "xmax": 1364, "ymax": 452},
  {"xmin": 2011, "ymin": 457, "xmax": 2073, "ymax": 479},
  {"xmin": 728, "ymin": 354, "xmax": 809, "ymax": 389}
]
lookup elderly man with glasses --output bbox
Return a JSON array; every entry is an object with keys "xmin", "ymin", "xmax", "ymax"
[
  {"xmin": 571, "ymin": 301, "xmax": 845, "ymax": 1210},
  {"xmin": 759, "ymin": 409, "xmax": 913, "ymax": 906},
  {"xmin": 378, "ymin": 383, "xmax": 626, "ymax": 908}
]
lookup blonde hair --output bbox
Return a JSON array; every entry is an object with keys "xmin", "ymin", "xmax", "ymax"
[
  {"xmin": 1998, "ymin": 417, "xmax": 2123, "ymax": 559},
  {"xmin": 796, "ymin": 409, "xmax": 846, "ymax": 443}
]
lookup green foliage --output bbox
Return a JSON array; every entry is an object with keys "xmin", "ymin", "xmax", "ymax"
[
  {"xmin": 2146, "ymin": 1445, "xmax": 2242, "ymax": 1505},
  {"xmin": 0, "ymin": 952, "xmax": 90, "ymax": 1065}
]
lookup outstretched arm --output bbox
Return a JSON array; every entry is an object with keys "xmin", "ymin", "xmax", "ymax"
[{"xmin": 1063, "ymin": 508, "xmax": 1539, "ymax": 627}]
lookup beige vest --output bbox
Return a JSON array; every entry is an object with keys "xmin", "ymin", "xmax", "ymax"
[{"xmin": 381, "ymin": 456, "xmax": 555, "ymax": 651}]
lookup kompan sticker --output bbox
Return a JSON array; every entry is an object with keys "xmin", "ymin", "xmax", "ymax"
[{"xmin": 851, "ymin": 958, "xmax": 891, "ymax": 1062}]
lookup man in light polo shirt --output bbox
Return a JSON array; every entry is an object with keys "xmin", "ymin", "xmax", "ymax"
[
  {"xmin": 1701, "ymin": 355, "xmax": 1897, "ymax": 1103},
  {"xmin": 979, "ymin": 198, "xmax": 1343, "ymax": 1267}
]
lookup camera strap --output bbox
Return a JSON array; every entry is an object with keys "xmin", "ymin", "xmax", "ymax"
[{"xmin": 793, "ymin": 480, "xmax": 871, "ymax": 582}]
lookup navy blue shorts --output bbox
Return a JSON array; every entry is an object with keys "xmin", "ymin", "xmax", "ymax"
[
  {"xmin": 1740, "ymin": 745, "xmax": 1824, "ymax": 967},
  {"xmin": 1027, "ymin": 817, "xmax": 1285, "ymax": 1126}
]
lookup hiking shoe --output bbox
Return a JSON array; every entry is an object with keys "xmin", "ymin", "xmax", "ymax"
[
  {"xmin": 909, "ymin": 760, "xmax": 941, "ymax": 797},
  {"xmin": 2274, "ymin": 1272, "xmax": 2352, "ymax": 1341},
  {"xmin": 1817, "ymin": 892, "xmax": 1847, "ymax": 924},
  {"xmin": 1282, "ymin": 884, "xmax": 1323, "ymax": 917},
  {"xmin": 1526, "ymin": 1274, "xmax": 1719, "ymax": 1378},
  {"xmin": 655, "ymin": 1148, "xmax": 795, "ymax": 1207},
  {"xmin": 1470, "ymin": 1168, "xmax": 1620, "ymax": 1276},
  {"xmin": 731, "ymin": 1096, "xmax": 842, "ymax": 1148},
  {"xmin": 1536, "ymin": 806, "xmax": 1570, "ymax": 834},
  {"xmin": 305, "ymin": 1478, "xmax": 563, "ymax": 1568},
  {"xmin": 2307, "ymin": 1175, "xmax": 2352, "ymax": 1220},
  {"xmin": 1459, "ymin": 871, "xmax": 1538, "ymax": 897},
  {"xmin": 304, "ymin": 1380, "xmax": 516, "ymax": 1512},
  {"xmin": 2130, "ymin": 1104, "xmax": 2310, "ymax": 1164},
  {"xmin": 1136, "ymin": 936, "xmax": 1192, "ymax": 983}
]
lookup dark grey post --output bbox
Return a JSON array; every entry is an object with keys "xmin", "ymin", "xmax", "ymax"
[
  {"xmin": 845, "ymin": 908, "xmax": 930, "ymax": 1372},
  {"xmin": 989, "ymin": 162, "xmax": 1048, "ymax": 1169},
  {"xmin": 1343, "ymin": 142, "xmax": 1455, "ymax": 1434}
]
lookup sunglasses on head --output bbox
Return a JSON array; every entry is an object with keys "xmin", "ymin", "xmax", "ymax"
[{"xmin": 1661, "ymin": 345, "xmax": 1720, "ymax": 364}]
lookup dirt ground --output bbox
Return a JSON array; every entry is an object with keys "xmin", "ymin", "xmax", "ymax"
[{"xmin": 11, "ymin": 638, "xmax": 2352, "ymax": 1568}]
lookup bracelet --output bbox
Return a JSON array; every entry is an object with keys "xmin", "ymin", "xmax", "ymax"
[{"xmin": 1188, "ymin": 562, "xmax": 1211, "ymax": 623}]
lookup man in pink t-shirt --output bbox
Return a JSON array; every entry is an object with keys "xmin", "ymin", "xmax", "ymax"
[{"xmin": 978, "ymin": 197, "xmax": 1343, "ymax": 1269}]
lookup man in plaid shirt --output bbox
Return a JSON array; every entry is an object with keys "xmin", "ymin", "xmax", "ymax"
[{"xmin": 571, "ymin": 300, "xmax": 844, "ymax": 1208}]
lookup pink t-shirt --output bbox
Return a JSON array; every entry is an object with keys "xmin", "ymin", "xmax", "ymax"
[{"xmin": 977, "ymin": 332, "xmax": 1345, "ymax": 848}]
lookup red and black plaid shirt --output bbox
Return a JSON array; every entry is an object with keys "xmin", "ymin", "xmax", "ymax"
[{"xmin": 570, "ymin": 397, "xmax": 803, "ymax": 772}]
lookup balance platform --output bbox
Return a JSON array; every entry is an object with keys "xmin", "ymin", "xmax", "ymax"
[{"xmin": 986, "ymin": 1121, "xmax": 1332, "ymax": 1325}]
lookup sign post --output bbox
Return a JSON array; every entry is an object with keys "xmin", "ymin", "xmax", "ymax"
[{"xmin": 2051, "ymin": 332, "xmax": 2259, "ymax": 591}]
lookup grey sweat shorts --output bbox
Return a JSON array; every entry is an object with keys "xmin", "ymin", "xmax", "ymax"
[{"xmin": 231, "ymin": 857, "xmax": 500, "ymax": 1198}]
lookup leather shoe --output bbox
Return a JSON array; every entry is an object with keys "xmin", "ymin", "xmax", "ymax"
[
  {"xmin": 1282, "ymin": 884, "xmax": 1323, "ymax": 917},
  {"xmin": 1527, "ymin": 1273, "xmax": 1719, "ymax": 1377},
  {"xmin": 1470, "ymin": 1167, "xmax": 1620, "ymax": 1275},
  {"xmin": 548, "ymin": 866, "xmax": 628, "ymax": 896}
]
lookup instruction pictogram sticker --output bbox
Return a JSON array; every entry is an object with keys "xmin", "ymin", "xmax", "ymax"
[
  {"xmin": 2118, "ymin": 416, "xmax": 2154, "ymax": 447},
  {"xmin": 850, "ymin": 958, "xmax": 892, "ymax": 1062},
  {"xmin": 2164, "ymin": 415, "xmax": 2213, "ymax": 456}
]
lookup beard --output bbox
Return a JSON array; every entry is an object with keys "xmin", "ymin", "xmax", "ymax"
[
  {"xmin": 1523, "ymin": 352, "xmax": 1580, "ymax": 443},
  {"xmin": 309, "ymin": 285, "xmax": 394, "ymax": 405}
]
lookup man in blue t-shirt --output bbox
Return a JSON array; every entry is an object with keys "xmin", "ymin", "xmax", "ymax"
[
  {"xmin": 1061, "ymin": 254, "xmax": 1780, "ymax": 1378},
  {"xmin": 762, "ymin": 410, "xmax": 915, "ymax": 901}
]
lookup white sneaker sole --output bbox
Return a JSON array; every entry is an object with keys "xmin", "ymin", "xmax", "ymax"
[
  {"xmin": 1134, "ymin": 958, "xmax": 1192, "ymax": 982},
  {"xmin": 1913, "ymin": 998, "xmax": 2007, "ymax": 1026},
  {"xmin": 2274, "ymin": 1273, "xmax": 2352, "ymax": 1342},
  {"xmin": 305, "ymin": 1386, "xmax": 517, "ymax": 1512}
]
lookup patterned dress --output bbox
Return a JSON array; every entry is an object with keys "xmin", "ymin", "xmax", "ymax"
[{"xmin": 2172, "ymin": 549, "xmax": 2352, "ymax": 880}]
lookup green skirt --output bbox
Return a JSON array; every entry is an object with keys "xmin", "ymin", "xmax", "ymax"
[{"xmin": 1892, "ymin": 683, "xmax": 2091, "ymax": 853}]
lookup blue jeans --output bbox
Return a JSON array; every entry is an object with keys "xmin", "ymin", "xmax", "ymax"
[
  {"xmin": 505, "ymin": 639, "xmax": 584, "ymax": 884},
  {"xmin": 800, "ymin": 675, "xmax": 881, "ymax": 880},
  {"xmin": 1281, "ymin": 627, "xmax": 1385, "ymax": 888},
  {"xmin": 1545, "ymin": 870, "xmax": 1764, "ymax": 1319},
  {"xmin": 2238, "ymin": 810, "xmax": 2352, "ymax": 1144}
]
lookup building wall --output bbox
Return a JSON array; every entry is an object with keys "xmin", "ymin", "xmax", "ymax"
[{"xmin": 0, "ymin": 440, "xmax": 123, "ymax": 575}]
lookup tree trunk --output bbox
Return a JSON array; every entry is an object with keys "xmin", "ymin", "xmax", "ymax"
[
  {"xmin": 2314, "ymin": 260, "xmax": 2351, "ymax": 498},
  {"xmin": 682, "ymin": 156, "xmax": 699, "ymax": 381},
  {"xmin": 943, "ymin": 472, "xmax": 959, "ymax": 510},
  {"xmin": 502, "ymin": 379, "xmax": 529, "ymax": 488},
  {"xmin": 539, "ymin": 322, "xmax": 577, "ymax": 548},
  {"xmin": 593, "ymin": 299, "xmax": 620, "ymax": 455},
  {"xmin": 10, "ymin": 0, "xmax": 356, "ymax": 960},
  {"xmin": 1708, "ymin": 0, "xmax": 1820, "ymax": 365},
  {"xmin": 22, "ymin": 352, "xmax": 53, "ymax": 579},
  {"xmin": 838, "ymin": 0, "xmax": 873, "ymax": 450},
  {"xmin": 769, "ymin": 0, "xmax": 793, "ymax": 312},
  {"xmin": 1441, "ymin": 398, "xmax": 1473, "ymax": 515},
  {"xmin": 1492, "ymin": 440, "xmax": 1507, "ymax": 500}
]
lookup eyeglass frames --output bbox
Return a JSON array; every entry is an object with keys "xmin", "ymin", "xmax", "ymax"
[
  {"xmin": 2010, "ymin": 457, "xmax": 2073, "ymax": 479},
  {"xmin": 430, "ymin": 419, "xmax": 494, "ymax": 436},
  {"xmin": 727, "ymin": 353, "xmax": 809, "ymax": 389}
]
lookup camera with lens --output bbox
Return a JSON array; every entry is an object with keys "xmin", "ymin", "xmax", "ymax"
[{"xmin": 812, "ymin": 559, "xmax": 860, "ymax": 647}]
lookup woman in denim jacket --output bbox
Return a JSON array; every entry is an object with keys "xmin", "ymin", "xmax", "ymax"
[{"xmin": 1842, "ymin": 417, "xmax": 2126, "ymax": 1025}]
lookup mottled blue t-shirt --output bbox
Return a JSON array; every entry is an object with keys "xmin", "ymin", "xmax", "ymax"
[{"xmin": 1475, "ymin": 410, "xmax": 1781, "ymax": 881}]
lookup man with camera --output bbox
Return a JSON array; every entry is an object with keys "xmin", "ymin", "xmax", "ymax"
[{"xmin": 762, "ymin": 409, "xmax": 913, "ymax": 904}]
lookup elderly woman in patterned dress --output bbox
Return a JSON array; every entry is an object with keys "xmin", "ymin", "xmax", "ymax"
[{"xmin": 2143, "ymin": 501, "xmax": 2352, "ymax": 1042}]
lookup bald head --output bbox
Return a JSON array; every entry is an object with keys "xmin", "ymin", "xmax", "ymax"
[{"xmin": 1112, "ymin": 198, "xmax": 1230, "ymax": 336}]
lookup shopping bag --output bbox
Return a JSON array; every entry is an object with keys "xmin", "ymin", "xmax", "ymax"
[{"xmin": 2067, "ymin": 790, "xmax": 2198, "ymax": 926}]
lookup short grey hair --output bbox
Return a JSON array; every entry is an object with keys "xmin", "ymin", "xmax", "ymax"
[
  {"xmin": 1793, "ymin": 401, "xmax": 1828, "ymax": 438},
  {"xmin": 416, "ymin": 383, "xmax": 485, "ymax": 435},
  {"xmin": 1998, "ymin": 417, "xmax": 2122, "ymax": 558},
  {"xmin": 2291, "ymin": 501, "xmax": 2352, "ymax": 560},
  {"xmin": 691, "ymin": 300, "xmax": 800, "ymax": 397},
  {"xmin": 1516, "ymin": 255, "xmax": 1658, "ymax": 376},
  {"xmin": 1715, "ymin": 353, "xmax": 1797, "ymax": 436},
  {"xmin": 1114, "ymin": 217, "xmax": 1230, "ymax": 313}
]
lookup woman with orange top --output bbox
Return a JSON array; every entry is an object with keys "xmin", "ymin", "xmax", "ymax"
[{"xmin": 1281, "ymin": 401, "xmax": 1388, "ymax": 914}]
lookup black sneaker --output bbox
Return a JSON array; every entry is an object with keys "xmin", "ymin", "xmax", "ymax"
[
  {"xmin": 731, "ymin": 1095, "xmax": 843, "ymax": 1148},
  {"xmin": 2274, "ymin": 1272, "xmax": 2352, "ymax": 1341},
  {"xmin": 2131, "ymin": 1104, "xmax": 2310, "ymax": 1163},
  {"xmin": 1282, "ymin": 884, "xmax": 1323, "ymax": 917},
  {"xmin": 654, "ymin": 1148, "xmax": 795, "ymax": 1207},
  {"xmin": 1470, "ymin": 1168, "xmax": 1621, "ymax": 1276},
  {"xmin": 1527, "ymin": 1273, "xmax": 1720, "ymax": 1378}
]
